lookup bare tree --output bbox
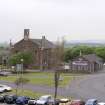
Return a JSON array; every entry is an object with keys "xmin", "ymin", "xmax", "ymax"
[
  {"xmin": 14, "ymin": 77, "xmax": 30, "ymax": 95},
  {"xmin": 54, "ymin": 70, "xmax": 60, "ymax": 99},
  {"xmin": 53, "ymin": 37, "xmax": 65, "ymax": 100}
]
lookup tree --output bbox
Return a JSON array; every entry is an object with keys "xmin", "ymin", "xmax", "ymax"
[
  {"xmin": 9, "ymin": 52, "xmax": 33, "ymax": 68},
  {"xmin": 95, "ymin": 47, "xmax": 105, "ymax": 62},
  {"xmin": 14, "ymin": 77, "xmax": 30, "ymax": 95},
  {"xmin": 64, "ymin": 46, "xmax": 94, "ymax": 62},
  {"xmin": 53, "ymin": 37, "xmax": 65, "ymax": 99},
  {"xmin": 54, "ymin": 71, "xmax": 60, "ymax": 99}
]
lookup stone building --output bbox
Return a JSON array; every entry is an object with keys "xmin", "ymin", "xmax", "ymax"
[
  {"xmin": 11, "ymin": 29, "xmax": 55, "ymax": 69},
  {"xmin": 70, "ymin": 54, "xmax": 103, "ymax": 73}
]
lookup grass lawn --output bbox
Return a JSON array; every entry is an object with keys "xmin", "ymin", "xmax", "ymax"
[
  {"xmin": 6, "ymin": 89, "xmax": 46, "ymax": 98},
  {"xmin": 0, "ymin": 72, "xmax": 79, "ymax": 87},
  {"xmin": 6, "ymin": 89, "xmax": 68, "ymax": 99}
]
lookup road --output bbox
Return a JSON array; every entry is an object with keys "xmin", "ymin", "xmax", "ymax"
[
  {"xmin": 1, "ymin": 70, "xmax": 105, "ymax": 101},
  {"xmin": 67, "ymin": 73, "xmax": 105, "ymax": 101}
]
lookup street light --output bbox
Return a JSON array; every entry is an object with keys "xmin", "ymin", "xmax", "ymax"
[
  {"xmin": 20, "ymin": 59, "xmax": 24, "ymax": 77},
  {"xmin": 20, "ymin": 58, "xmax": 24, "ymax": 95},
  {"xmin": 40, "ymin": 47, "xmax": 44, "ymax": 71}
]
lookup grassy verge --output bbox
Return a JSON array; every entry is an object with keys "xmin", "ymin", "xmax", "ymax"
[
  {"xmin": 0, "ymin": 72, "xmax": 80, "ymax": 87},
  {"xmin": 6, "ymin": 89, "xmax": 67, "ymax": 99},
  {"xmin": 7, "ymin": 89, "xmax": 45, "ymax": 98}
]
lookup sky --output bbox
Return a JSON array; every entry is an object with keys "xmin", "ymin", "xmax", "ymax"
[{"xmin": 1, "ymin": 0, "xmax": 105, "ymax": 43}]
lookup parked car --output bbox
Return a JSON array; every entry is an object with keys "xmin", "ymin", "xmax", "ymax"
[
  {"xmin": 70, "ymin": 100, "xmax": 85, "ymax": 105},
  {"xmin": 28, "ymin": 98, "xmax": 37, "ymax": 105},
  {"xmin": 16, "ymin": 96, "xmax": 30, "ymax": 105},
  {"xmin": 0, "ymin": 87, "xmax": 5, "ymax": 93},
  {"xmin": 85, "ymin": 99, "xmax": 98, "ymax": 105},
  {"xmin": 59, "ymin": 98, "xmax": 70, "ymax": 103},
  {"xmin": 0, "ymin": 71, "xmax": 11, "ymax": 76},
  {"xmin": 36, "ymin": 95, "xmax": 52, "ymax": 105},
  {"xmin": 5, "ymin": 94, "xmax": 18, "ymax": 104},
  {"xmin": 98, "ymin": 102, "xmax": 105, "ymax": 105},
  {"xmin": 0, "ymin": 84, "xmax": 12, "ymax": 92},
  {"xmin": 0, "ymin": 95, "xmax": 5, "ymax": 103},
  {"xmin": 53, "ymin": 99, "xmax": 60, "ymax": 105}
]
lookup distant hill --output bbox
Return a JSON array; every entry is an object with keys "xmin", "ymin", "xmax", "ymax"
[{"xmin": 65, "ymin": 40, "xmax": 105, "ymax": 47}]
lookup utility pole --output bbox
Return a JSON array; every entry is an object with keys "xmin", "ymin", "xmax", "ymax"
[
  {"xmin": 40, "ymin": 47, "xmax": 44, "ymax": 71},
  {"xmin": 40, "ymin": 36, "xmax": 45, "ymax": 71}
]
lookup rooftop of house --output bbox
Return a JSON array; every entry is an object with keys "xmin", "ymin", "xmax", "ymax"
[
  {"xmin": 73, "ymin": 54, "xmax": 103, "ymax": 64},
  {"xmin": 30, "ymin": 38, "xmax": 55, "ymax": 49},
  {"xmin": 13, "ymin": 29, "xmax": 55, "ymax": 49},
  {"xmin": 83, "ymin": 54, "xmax": 103, "ymax": 63}
]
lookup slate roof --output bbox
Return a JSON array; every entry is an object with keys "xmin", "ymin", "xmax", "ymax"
[
  {"xmin": 83, "ymin": 54, "xmax": 103, "ymax": 64},
  {"xmin": 30, "ymin": 39, "xmax": 55, "ymax": 49}
]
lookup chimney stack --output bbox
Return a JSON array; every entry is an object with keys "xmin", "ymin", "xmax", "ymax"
[
  {"xmin": 24, "ymin": 29, "xmax": 30, "ymax": 40},
  {"xmin": 42, "ymin": 36, "xmax": 45, "ymax": 39},
  {"xmin": 41, "ymin": 36, "xmax": 46, "ymax": 48}
]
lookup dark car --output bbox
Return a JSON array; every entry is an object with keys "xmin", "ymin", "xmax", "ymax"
[
  {"xmin": 70, "ymin": 100, "xmax": 85, "ymax": 105},
  {"xmin": 0, "ymin": 95, "xmax": 5, "ymax": 103},
  {"xmin": 5, "ymin": 95, "xmax": 18, "ymax": 104},
  {"xmin": 16, "ymin": 96, "xmax": 30, "ymax": 105},
  {"xmin": 53, "ymin": 99, "xmax": 60, "ymax": 105}
]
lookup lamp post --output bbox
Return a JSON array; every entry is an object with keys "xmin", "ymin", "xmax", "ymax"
[
  {"xmin": 20, "ymin": 59, "xmax": 24, "ymax": 78},
  {"xmin": 40, "ymin": 47, "xmax": 44, "ymax": 71},
  {"xmin": 20, "ymin": 58, "xmax": 24, "ymax": 95}
]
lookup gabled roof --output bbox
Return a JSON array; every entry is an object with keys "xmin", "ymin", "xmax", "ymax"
[
  {"xmin": 83, "ymin": 54, "xmax": 103, "ymax": 64},
  {"xmin": 30, "ymin": 39, "xmax": 55, "ymax": 49}
]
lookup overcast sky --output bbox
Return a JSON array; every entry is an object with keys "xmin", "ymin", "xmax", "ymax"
[{"xmin": 0, "ymin": 0, "xmax": 105, "ymax": 43}]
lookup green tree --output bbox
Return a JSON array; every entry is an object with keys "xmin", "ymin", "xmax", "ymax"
[
  {"xmin": 64, "ymin": 46, "xmax": 94, "ymax": 62},
  {"xmin": 9, "ymin": 52, "xmax": 33, "ymax": 68},
  {"xmin": 95, "ymin": 47, "xmax": 105, "ymax": 62}
]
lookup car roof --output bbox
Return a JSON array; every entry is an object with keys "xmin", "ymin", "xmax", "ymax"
[
  {"xmin": 40, "ymin": 95, "xmax": 51, "ymax": 98},
  {"xmin": 87, "ymin": 99, "xmax": 97, "ymax": 102},
  {"xmin": 60, "ymin": 98, "xmax": 69, "ymax": 101},
  {"xmin": 98, "ymin": 102, "xmax": 105, "ymax": 105},
  {"xmin": 86, "ymin": 99, "xmax": 97, "ymax": 104},
  {"xmin": 0, "ymin": 84, "xmax": 7, "ymax": 86}
]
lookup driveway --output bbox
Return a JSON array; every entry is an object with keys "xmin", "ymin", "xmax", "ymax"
[{"xmin": 1, "ymin": 70, "xmax": 105, "ymax": 101}]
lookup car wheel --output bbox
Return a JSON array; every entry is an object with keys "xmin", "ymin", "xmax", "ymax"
[
  {"xmin": 45, "ymin": 103, "xmax": 48, "ymax": 105},
  {"xmin": 4, "ymin": 89, "xmax": 8, "ymax": 92}
]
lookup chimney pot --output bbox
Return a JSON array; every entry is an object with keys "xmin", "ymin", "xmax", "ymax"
[
  {"xmin": 42, "ymin": 36, "xmax": 45, "ymax": 39},
  {"xmin": 24, "ymin": 29, "xmax": 30, "ymax": 40}
]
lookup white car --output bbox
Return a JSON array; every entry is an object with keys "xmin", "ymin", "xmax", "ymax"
[
  {"xmin": 36, "ymin": 95, "xmax": 52, "ymax": 105},
  {"xmin": 0, "ymin": 84, "xmax": 12, "ymax": 93},
  {"xmin": 98, "ymin": 102, "xmax": 105, "ymax": 105},
  {"xmin": 59, "ymin": 98, "xmax": 69, "ymax": 103},
  {"xmin": 28, "ymin": 99, "xmax": 37, "ymax": 105}
]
